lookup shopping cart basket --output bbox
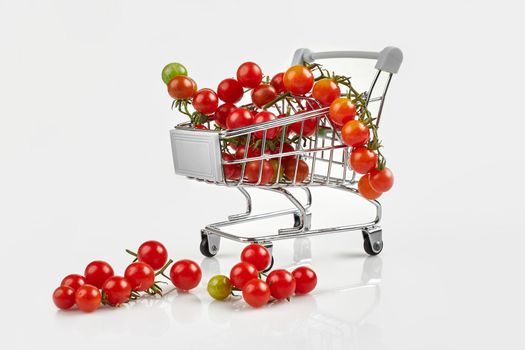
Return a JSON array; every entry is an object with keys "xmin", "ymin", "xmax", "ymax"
[{"xmin": 170, "ymin": 47, "xmax": 403, "ymax": 267}]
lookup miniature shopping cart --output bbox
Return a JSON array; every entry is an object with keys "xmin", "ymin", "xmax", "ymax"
[{"xmin": 170, "ymin": 47, "xmax": 402, "ymax": 268}]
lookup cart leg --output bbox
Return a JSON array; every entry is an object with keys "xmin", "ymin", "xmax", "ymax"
[
  {"xmin": 200, "ymin": 230, "xmax": 221, "ymax": 257},
  {"xmin": 362, "ymin": 226, "xmax": 383, "ymax": 255},
  {"xmin": 228, "ymin": 187, "xmax": 252, "ymax": 221}
]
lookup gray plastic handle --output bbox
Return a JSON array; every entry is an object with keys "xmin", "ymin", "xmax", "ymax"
[{"xmin": 292, "ymin": 46, "xmax": 403, "ymax": 74}]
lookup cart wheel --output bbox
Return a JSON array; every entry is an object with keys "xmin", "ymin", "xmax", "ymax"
[
  {"xmin": 363, "ymin": 237, "xmax": 383, "ymax": 256},
  {"xmin": 200, "ymin": 237, "xmax": 216, "ymax": 258},
  {"xmin": 262, "ymin": 256, "xmax": 274, "ymax": 273}
]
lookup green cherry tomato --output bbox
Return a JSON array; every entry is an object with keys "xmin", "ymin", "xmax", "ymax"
[
  {"xmin": 162, "ymin": 62, "xmax": 188, "ymax": 85},
  {"xmin": 207, "ymin": 275, "xmax": 233, "ymax": 300}
]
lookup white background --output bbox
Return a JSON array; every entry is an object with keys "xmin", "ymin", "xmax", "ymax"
[{"xmin": 1, "ymin": 0, "xmax": 524, "ymax": 349}]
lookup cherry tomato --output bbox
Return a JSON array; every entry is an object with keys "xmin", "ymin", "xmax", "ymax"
[
  {"xmin": 251, "ymin": 84, "xmax": 277, "ymax": 108},
  {"xmin": 75, "ymin": 284, "xmax": 101, "ymax": 312},
  {"xmin": 84, "ymin": 261, "xmax": 114, "ymax": 289},
  {"xmin": 270, "ymin": 72, "xmax": 285, "ymax": 93},
  {"xmin": 235, "ymin": 144, "xmax": 270, "ymax": 159},
  {"xmin": 240, "ymin": 244, "xmax": 271, "ymax": 271},
  {"xmin": 102, "ymin": 276, "xmax": 132, "ymax": 306},
  {"xmin": 341, "ymin": 120, "xmax": 369, "ymax": 147},
  {"xmin": 273, "ymin": 143, "xmax": 296, "ymax": 164},
  {"xmin": 245, "ymin": 160, "xmax": 274, "ymax": 184},
  {"xmin": 358, "ymin": 173, "xmax": 382, "ymax": 200},
  {"xmin": 226, "ymin": 108, "xmax": 254, "ymax": 129},
  {"xmin": 207, "ymin": 275, "xmax": 233, "ymax": 300},
  {"xmin": 269, "ymin": 159, "xmax": 284, "ymax": 182},
  {"xmin": 253, "ymin": 111, "xmax": 280, "ymax": 139},
  {"xmin": 312, "ymin": 78, "xmax": 341, "ymax": 106},
  {"xmin": 53, "ymin": 286, "xmax": 75, "ymax": 310},
  {"xmin": 214, "ymin": 103, "xmax": 236, "ymax": 129},
  {"xmin": 168, "ymin": 76, "xmax": 197, "ymax": 99},
  {"xmin": 350, "ymin": 146, "xmax": 378, "ymax": 174},
  {"xmin": 162, "ymin": 62, "xmax": 187, "ymax": 85},
  {"xmin": 237, "ymin": 62, "xmax": 263, "ymax": 88},
  {"xmin": 193, "ymin": 88, "xmax": 219, "ymax": 115},
  {"xmin": 292, "ymin": 266, "xmax": 317, "ymax": 295},
  {"xmin": 283, "ymin": 65, "xmax": 314, "ymax": 95},
  {"xmin": 217, "ymin": 78, "xmax": 244, "ymax": 103},
  {"xmin": 266, "ymin": 269, "xmax": 296, "ymax": 299},
  {"xmin": 284, "ymin": 159, "xmax": 309, "ymax": 183},
  {"xmin": 229, "ymin": 262, "xmax": 258, "ymax": 289},
  {"xmin": 329, "ymin": 97, "xmax": 356, "ymax": 128},
  {"xmin": 289, "ymin": 116, "xmax": 317, "ymax": 137},
  {"xmin": 195, "ymin": 124, "xmax": 207, "ymax": 130},
  {"xmin": 222, "ymin": 153, "xmax": 241, "ymax": 180},
  {"xmin": 60, "ymin": 274, "xmax": 86, "ymax": 291},
  {"xmin": 124, "ymin": 262, "xmax": 155, "ymax": 291},
  {"xmin": 242, "ymin": 279, "xmax": 270, "ymax": 308},
  {"xmin": 369, "ymin": 167, "xmax": 394, "ymax": 192},
  {"xmin": 137, "ymin": 240, "xmax": 168, "ymax": 270},
  {"xmin": 170, "ymin": 259, "xmax": 202, "ymax": 291}
]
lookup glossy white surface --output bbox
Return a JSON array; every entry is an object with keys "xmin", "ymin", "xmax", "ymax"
[{"xmin": 1, "ymin": 0, "xmax": 524, "ymax": 349}]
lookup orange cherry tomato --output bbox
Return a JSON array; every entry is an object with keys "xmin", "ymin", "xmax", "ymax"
[
  {"xmin": 341, "ymin": 120, "xmax": 369, "ymax": 147},
  {"xmin": 358, "ymin": 174, "xmax": 382, "ymax": 200},
  {"xmin": 283, "ymin": 65, "xmax": 314, "ymax": 95},
  {"xmin": 328, "ymin": 97, "xmax": 356, "ymax": 128},
  {"xmin": 167, "ymin": 76, "xmax": 197, "ymax": 100},
  {"xmin": 312, "ymin": 78, "xmax": 341, "ymax": 106}
]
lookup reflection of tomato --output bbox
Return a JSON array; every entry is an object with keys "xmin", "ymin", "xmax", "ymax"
[
  {"xmin": 283, "ymin": 65, "xmax": 314, "ymax": 95},
  {"xmin": 369, "ymin": 167, "xmax": 394, "ymax": 192},
  {"xmin": 350, "ymin": 146, "xmax": 377, "ymax": 174},
  {"xmin": 358, "ymin": 174, "xmax": 382, "ymax": 200},
  {"xmin": 312, "ymin": 78, "xmax": 340, "ymax": 106},
  {"xmin": 328, "ymin": 97, "xmax": 356, "ymax": 128}
]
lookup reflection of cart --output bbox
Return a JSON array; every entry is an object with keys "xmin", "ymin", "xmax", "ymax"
[{"xmin": 170, "ymin": 47, "xmax": 403, "ymax": 265}]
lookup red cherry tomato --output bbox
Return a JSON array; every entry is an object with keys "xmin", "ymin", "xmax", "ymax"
[
  {"xmin": 273, "ymin": 142, "xmax": 296, "ymax": 164},
  {"xmin": 283, "ymin": 65, "xmax": 314, "ymax": 95},
  {"xmin": 226, "ymin": 108, "xmax": 254, "ymax": 129},
  {"xmin": 245, "ymin": 160, "xmax": 274, "ymax": 185},
  {"xmin": 328, "ymin": 98, "xmax": 356, "ymax": 128},
  {"xmin": 266, "ymin": 269, "xmax": 296, "ymax": 299},
  {"xmin": 289, "ymin": 116, "xmax": 317, "ymax": 137},
  {"xmin": 358, "ymin": 174, "xmax": 382, "ymax": 200},
  {"xmin": 235, "ymin": 144, "xmax": 270, "ymax": 159},
  {"xmin": 242, "ymin": 279, "xmax": 270, "ymax": 308},
  {"xmin": 251, "ymin": 84, "xmax": 277, "ymax": 108},
  {"xmin": 84, "ymin": 261, "xmax": 114, "ymax": 289},
  {"xmin": 270, "ymin": 72, "xmax": 285, "ymax": 93},
  {"xmin": 53, "ymin": 286, "xmax": 76, "ymax": 310},
  {"xmin": 350, "ymin": 147, "xmax": 378, "ymax": 174},
  {"xmin": 240, "ymin": 244, "xmax": 271, "ymax": 271},
  {"xmin": 75, "ymin": 284, "xmax": 101, "ymax": 312},
  {"xmin": 193, "ymin": 88, "xmax": 219, "ymax": 115},
  {"xmin": 222, "ymin": 152, "xmax": 241, "ymax": 180},
  {"xmin": 312, "ymin": 78, "xmax": 340, "ymax": 106},
  {"xmin": 61, "ymin": 274, "xmax": 86, "ymax": 291},
  {"xmin": 168, "ymin": 76, "xmax": 197, "ymax": 100},
  {"xmin": 292, "ymin": 266, "xmax": 317, "ymax": 295},
  {"xmin": 284, "ymin": 159, "xmax": 309, "ymax": 183},
  {"xmin": 124, "ymin": 262, "xmax": 155, "ymax": 292},
  {"xmin": 341, "ymin": 120, "xmax": 369, "ymax": 147},
  {"xmin": 137, "ymin": 240, "xmax": 168, "ymax": 270},
  {"xmin": 217, "ymin": 78, "xmax": 244, "ymax": 103},
  {"xmin": 102, "ymin": 276, "xmax": 132, "ymax": 306},
  {"xmin": 214, "ymin": 103, "xmax": 236, "ymax": 129},
  {"xmin": 369, "ymin": 167, "xmax": 394, "ymax": 192},
  {"xmin": 169, "ymin": 259, "xmax": 202, "ymax": 291},
  {"xmin": 195, "ymin": 124, "xmax": 207, "ymax": 130},
  {"xmin": 253, "ymin": 111, "xmax": 280, "ymax": 139},
  {"xmin": 237, "ymin": 62, "xmax": 263, "ymax": 88},
  {"xmin": 229, "ymin": 262, "xmax": 258, "ymax": 289}
]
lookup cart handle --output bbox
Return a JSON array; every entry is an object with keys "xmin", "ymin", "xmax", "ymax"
[{"xmin": 291, "ymin": 46, "xmax": 403, "ymax": 74}]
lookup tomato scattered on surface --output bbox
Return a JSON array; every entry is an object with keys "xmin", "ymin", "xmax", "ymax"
[
  {"xmin": 266, "ymin": 269, "xmax": 296, "ymax": 300},
  {"xmin": 292, "ymin": 266, "xmax": 317, "ymax": 295},
  {"xmin": 137, "ymin": 240, "xmax": 168, "ymax": 270},
  {"xmin": 230, "ymin": 262, "xmax": 258, "ymax": 289},
  {"xmin": 53, "ymin": 286, "xmax": 76, "ymax": 310},
  {"xmin": 75, "ymin": 284, "xmax": 102, "ymax": 312},
  {"xmin": 242, "ymin": 279, "xmax": 271, "ymax": 308},
  {"xmin": 84, "ymin": 261, "xmax": 114, "ymax": 289},
  {"xmin": 170, "ymin": 259, "xmax": 202, "ymax": 291},
  {"xmin": 124, "ymin": 262, "xmax": 155, "ymax": 292},
  {"xmin": 240, "ymin": 244, "xmax": 271, "ymax": 271}
]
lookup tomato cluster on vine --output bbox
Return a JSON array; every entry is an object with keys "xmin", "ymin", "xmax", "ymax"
[
  {"xmin": 52, "ymin": 240, "xmax": 202, "ymax": 312},
  {"xmin": 207, "ymin": 244, "xmax": 317, "ymax": 308},
  {"xmin": 162, "ymin": 59, "xmax": 394, "ymax": 197}
]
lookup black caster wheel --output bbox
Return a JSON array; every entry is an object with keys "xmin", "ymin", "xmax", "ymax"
[
  {"xmin": 262, "ymin": 255, "xmax": 274, "ymax": 273},
  {"xmin": 200, "ymin": 236, "xmax": 216, "ymax": 258},
  {"xmin": 363, "ymin": 237, "xmax": 383, "ymax": 256}
]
